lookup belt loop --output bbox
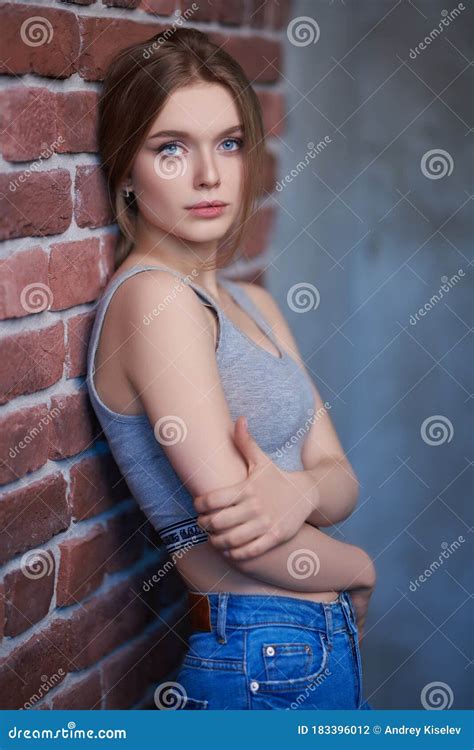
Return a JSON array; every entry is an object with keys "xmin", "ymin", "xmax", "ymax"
[
  {"xmin": 340, "ymin": 591, "xmax": 356, "ymax": 635},
  {"xmin": 216, "ymin": 592, "xmax": 229, "ymax": 644},
  {"xmin": 322, "ymin": 602, "xmax": 333, "ymax": 649}
]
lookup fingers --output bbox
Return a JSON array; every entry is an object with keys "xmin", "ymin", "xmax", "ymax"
[
  {"xmin": 207, "ymin": 519, "xmax": 268, "ymax": 551},
  {"xmin": 194, "ymin": 481, "xmax": 246, "ymax": 513},
  {"xmin": 197, "ymin": 502, "xmax": 251, "ymax": 533},
  {"xmin": 220, "ymin": 530, "xmax": 281, "ymax": 561}
]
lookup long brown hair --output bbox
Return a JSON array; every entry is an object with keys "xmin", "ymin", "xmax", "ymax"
[{"xmin": 98, "ymin": 27, "xmax": 266, "ymax": 272}]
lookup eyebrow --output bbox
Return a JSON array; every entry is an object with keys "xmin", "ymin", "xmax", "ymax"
[{"xmin": 148, "ymin": 124, "xmax": 244, "ymax": 140}]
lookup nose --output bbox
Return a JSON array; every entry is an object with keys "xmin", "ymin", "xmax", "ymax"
[{"xmin": 193, "ymin": 145, "xmax": 220, "ymax": 189}]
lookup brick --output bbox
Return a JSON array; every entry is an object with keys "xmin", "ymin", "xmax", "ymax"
[
  {"xmin": 103, "ymin": 0, "xmax": 140, "ymax": 7},
  {"xmin": 216, "ymin": 0, "xmax": 245, "ymax": 26},
  {"xmin": 0, "ymin": 247, "xmax": 49, "ymax": 320},
  {"xmin": 101, "ymin": 232, "xmax": 118, "ymax": 280},
  {"xmin": 0, "ymin": 582, "xmax": 5, "ymax": 641},
  {"xmin": 272, "ymin": 0, "xmax": 291, "ymax": 29},
  {"xmin": 0, "ymin": 322, "xmax": 65, "ymax": 404},
  {"xmin": 210, "ymin": 34, "xmax": 282, "ymax": 84},
  {"xmin": 69, "ymin": 453, "xmax": 130, "ymax": 521},
  {"xmin": 0, "ymin": 472, "xmax": 70, "ymax": 566},
  {"xmin": 102, "ymin": 627, "xmax": 164, "ymax": 709},
  {"xmin": 48, "ymin": 390, "xmax": 98, "ymax": 460},
  {"xmin": 179, "ymin": 0, "xmax": 214, "ymax": 22},
  {"xmin": 138, "ymin": 0, "xmax": 176, "ymax": 15},
  {"xmin": 77, "ymin": 16, "xmax": 161, "ymax": 82},
  {"xmin": 57, "ymin": 525, "xmax": 108, "ymax": 607},
  {"xmin": 60, "ymin": 0, "xmax": 95, "ymax": 5},
  {"xmin": 0, "ymin": 4, "xmax": 80, "ymax": 78},
  {"xmin": 262, "ymin": 149, "xmax": 277, "ymax": 195},
  {"xmin": 74, "ymin": 166, "xmax": 113, "ymax": 229},
  {"xmin": 0, "ymin": 87, "xmax": 56, "ymax": 162},
  {"xmin": 248, "ymin": 0, "xmax": 268, "ymax": 28},
  {"xmin": 4, "ymin": 559, "xmax": 55, "ymax": 636},
  {"xmin": 68, "ymin": 573, "xmax": 155, "ymax": 669},
  {"xmin": 257, "ymin": 91, "xmax": 286, "ymax": 137},
  {"xmin": 56, "ymin": 91, "xmax": 99, "ymax": 154},
  {"xmin": 241, "ymin": 205, "xmax": 276, "ymax": 259},
  {"xmin": 0, "ymin": 403, "xmax": 53, "ymax": 485},
  {"xmin": 103, "ymin": 508, "xmax": 147, "ymax": 575},
  {"xmin": 66, "ymin": 310, "xmax": 95, "ymax": 379},
  {"xmin": 48, "ymin": 237, "xmax": 103, "ymax": 310},
  {"xmin": 0, "ymin": 169, "xmax": 72, "ymax": 240},
  {"xmin": 0, "ymin": 618, "xmax": 70, "ymax": 709},
  {"xmin": 51, "ymin": 671, "xmax": 102, "ymax": 709}
]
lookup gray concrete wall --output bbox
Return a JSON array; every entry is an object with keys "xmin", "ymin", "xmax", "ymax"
[{"xmin": 267, "ymin": 0, "xmax": 472, "ymax": 709}]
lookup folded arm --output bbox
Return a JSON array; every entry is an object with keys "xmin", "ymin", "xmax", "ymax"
[{"xmin": 119, "ymin": 271, "xmax": 374, "ymax": 596}]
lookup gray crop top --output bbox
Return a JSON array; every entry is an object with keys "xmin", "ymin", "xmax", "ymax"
[{"xmin": 86, "ymin": 263, "xmax": 315, "ymax": 555}]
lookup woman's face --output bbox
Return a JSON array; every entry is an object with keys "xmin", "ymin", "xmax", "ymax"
[{"xmin": 130, "ymin": 82, "xmax": 245, "ymax": 245}]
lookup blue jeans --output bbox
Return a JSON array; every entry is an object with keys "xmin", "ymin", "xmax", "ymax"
[{"xmin": 173, "ymin": 590, "xmax": 373, "ymax": 710}]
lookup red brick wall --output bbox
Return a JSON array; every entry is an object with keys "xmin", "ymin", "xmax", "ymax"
[{"xmin": 0, "ymin": 0, "xmax": 289, "ymax": 709}]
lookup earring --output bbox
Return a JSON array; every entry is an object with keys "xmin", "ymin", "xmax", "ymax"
[{"xmin": 123, "ymin": 186, "xmax": 133, "ymax": 198}]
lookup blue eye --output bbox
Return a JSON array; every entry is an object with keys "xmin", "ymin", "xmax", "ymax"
[
  {"xmin": 157, "ymin": 142, "xmax": 184, "ymax": 157},
  {"xmin": 220, "ymin": 138, "xmax": 243, "ymax": 152}
]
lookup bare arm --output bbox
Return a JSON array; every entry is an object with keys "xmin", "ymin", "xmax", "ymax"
[
  {"xmin": 119, "ymin": 271, "xmax": 374, "ymax": 596},
  {"xmin": 243, "ymin": 283, "xmax": 360, "ymax": 527}
]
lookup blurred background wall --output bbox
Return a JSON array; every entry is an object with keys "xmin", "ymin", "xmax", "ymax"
[{"xmin": 268, "ymin": 0, "xmax": 472, "ymax": 709}]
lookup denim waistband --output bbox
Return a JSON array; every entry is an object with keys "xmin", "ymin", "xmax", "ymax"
[{"xmin": 196, "ymin": 591, "xmax": 357, "ymax": 643}]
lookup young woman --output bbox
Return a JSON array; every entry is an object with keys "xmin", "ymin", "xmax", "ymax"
[{"xmin": 88, "ymin": 27, "xmax": 376, "ymax": 710}]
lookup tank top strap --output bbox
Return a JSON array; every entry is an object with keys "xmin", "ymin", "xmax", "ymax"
[{"xmin": 88, "ymin": 263, "xmax": 227, "ymax": 406}]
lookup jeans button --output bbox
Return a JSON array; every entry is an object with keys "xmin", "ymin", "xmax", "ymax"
[
  {"xmin": 265, "ymin": 646, "xmax": 275, "ymax": 656},
  {"xmin": 250, "ymin": 680, "xmax": 260, "ymax": 693}
]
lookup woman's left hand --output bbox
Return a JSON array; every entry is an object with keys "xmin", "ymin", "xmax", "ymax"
[{"xmin": 194, "ymin": 416, "xmax": 316, "ymax": 560}]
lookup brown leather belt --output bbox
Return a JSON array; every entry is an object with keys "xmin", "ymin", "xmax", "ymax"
[{"xmin": 187, "ymin": 590, "xmax": 212, "ymax": 632}]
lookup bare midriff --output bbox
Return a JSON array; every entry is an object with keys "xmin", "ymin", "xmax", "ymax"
[{"xmin": 174, "ymin": 542, "xmax": 339, "ymax": 604}]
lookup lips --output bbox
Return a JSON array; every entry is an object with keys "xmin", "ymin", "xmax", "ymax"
[{"xmin": 186, "ymin": 200, "xmax": 228, "ymax": 209}]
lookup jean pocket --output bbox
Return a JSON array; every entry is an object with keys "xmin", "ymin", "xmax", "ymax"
[
  {"xmin": 250, "ymin": 627, "xmax": 329, "ymax": 694},
  {"xmin": 180, "ymin": 695, "xmax": 209, "ymax": 709}
]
